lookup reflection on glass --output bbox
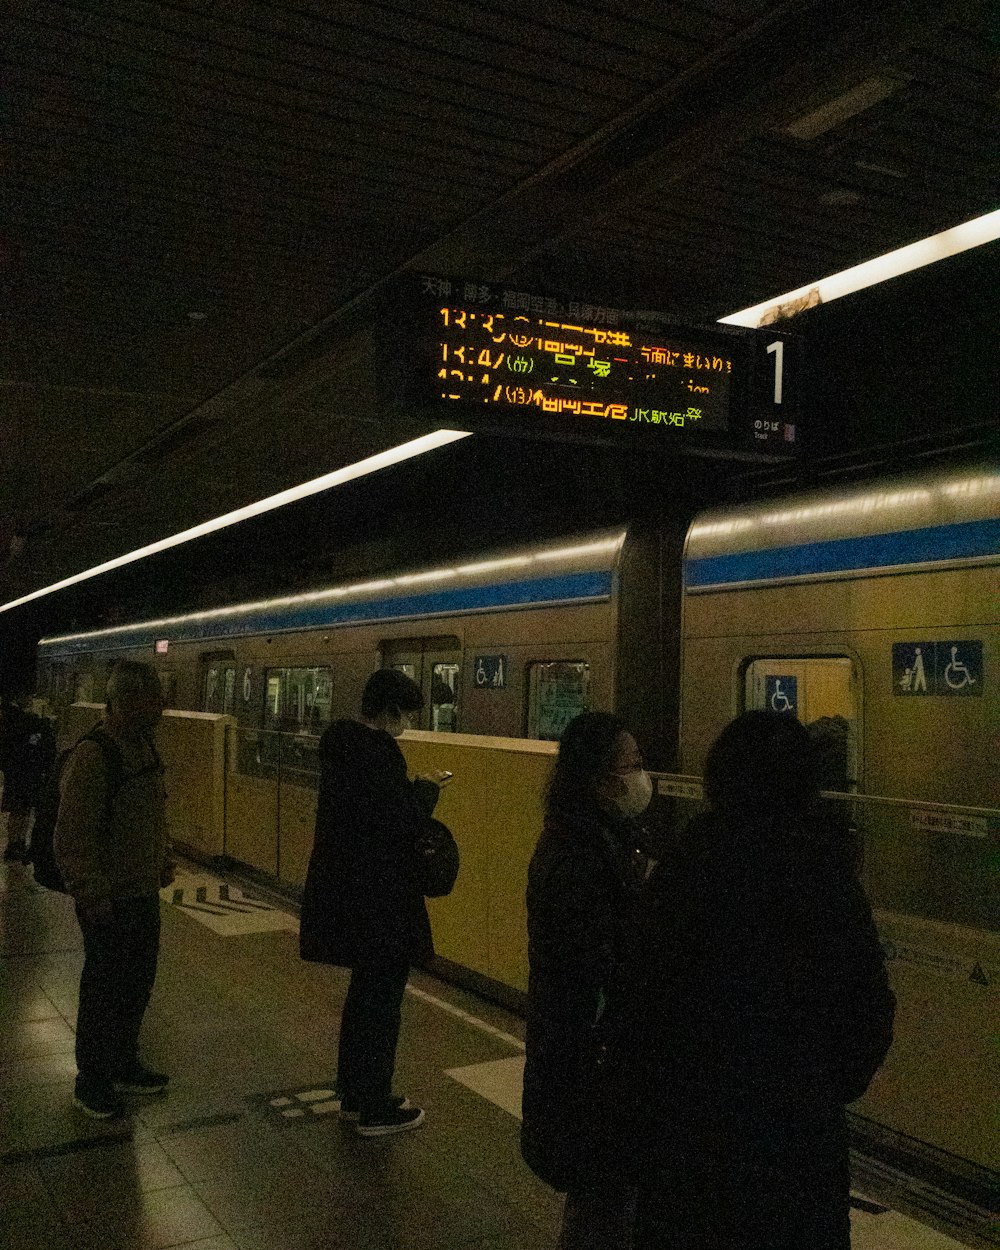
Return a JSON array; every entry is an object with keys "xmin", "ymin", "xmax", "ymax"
[
  {"xmin": 256, "ymin": 668, "xmax": 334, "ymax": 781},
  {"xmin": 527, "ymin": 661, "xmax": 590, "ymax": 741},
  {"xmin": 223, "ymin": 667, "xmax": 236, "ymax": 715},
  {"xmin": 431, "ymin": 662, "xmax": 460, "ymax": 733}
]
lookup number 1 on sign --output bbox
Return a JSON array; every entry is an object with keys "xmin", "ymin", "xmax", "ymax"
[{"xmin": 766, "ymin": 340, "xmax": 784, "ymax": 405}]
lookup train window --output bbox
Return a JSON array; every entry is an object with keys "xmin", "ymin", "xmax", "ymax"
[
  {"xmin": 74, "ymin": 670, "xmax": 95, "ymax": 704},
  {"xmin": 431, "ymin": 662, "xmax": 460, "ymax": 732},
  {"xmin": 262, "ymin": 667, "xmax": 333, "ymax": 735},
  {"xmin": 744, "ymin": 657, "xmax": 859, "ymax": 789},
  {"xmin": 204, "ymin": 665, "xmax": 236, "ymax": 715},
  {"xmin": 527, "ymin": 661, "xmax": 590, "ymax": 741},
  {"xmin": 381, "ymin": 637, "xmax": 462, "ymax": 731},
  {"xmin": 158, "ymin": 670, "xmax": 177, "ymax": 709}
]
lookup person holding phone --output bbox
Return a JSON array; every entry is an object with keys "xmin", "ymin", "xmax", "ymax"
[{"xmin": 300, "ymin": 668, "xmax": 448, "ymax": 1136}]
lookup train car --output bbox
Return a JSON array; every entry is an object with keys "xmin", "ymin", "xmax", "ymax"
[
  {"xmin": 35, "ymin": 523, "xmax": 679, "ymax": 763},
  {"xmin": 679, "ymin": 460, "xmax": 999, "ymax": 1175},
  {"xmin": 34, "ymin": 461, "xmax": 999, "ymax": 1183}
]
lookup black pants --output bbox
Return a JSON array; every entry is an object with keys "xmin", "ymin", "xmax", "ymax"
[
  {"xmin": 75, "ymin": 893, "xmax": 161, "ymax": 1082},
  {"xmin": 336, "ymin": 963, "xmax": 410, "ymax": 1114}
]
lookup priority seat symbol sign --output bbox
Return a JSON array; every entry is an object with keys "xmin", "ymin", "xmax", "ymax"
[{"xmin": 892, "ymin": 641, "xmax": 983, "ymax": 697}]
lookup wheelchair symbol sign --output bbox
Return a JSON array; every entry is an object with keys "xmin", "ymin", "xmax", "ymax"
[
  {"xmin": 892, "ymin": 641, "xmax": 982, "ymax": 696},
  {"xmin": 764, "ymin": 675, "xmax": 797, "ymax": 715},
  {"xmin": 474, "ymin": 655, "xmax": 507, "ymax": 689},
  {"xmin": 938, "ymin": 640, "xmax": 982, "ymax": 696}
]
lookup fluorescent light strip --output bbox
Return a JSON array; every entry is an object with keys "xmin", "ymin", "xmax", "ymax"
[
  {"xmin": 718, "ymin": 209, "xmax": 1000, "ymax": 328},
  {"xmin": 0, "ymin": 430, "xmax": 471, "ymax": 615}
]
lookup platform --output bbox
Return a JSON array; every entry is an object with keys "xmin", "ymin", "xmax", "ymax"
[{"xmin": 0, "ymin": 856, "xmax": 979, "ymax": 1250}]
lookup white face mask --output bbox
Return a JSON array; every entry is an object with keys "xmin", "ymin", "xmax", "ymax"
[{"xmin": 616, "ymin": 769, "xmax": 653, "ymax": 818}]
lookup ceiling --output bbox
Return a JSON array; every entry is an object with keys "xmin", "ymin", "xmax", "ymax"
[{"xmin": 2, "ymin": 0, "xmax": 997, "ymax": 611}]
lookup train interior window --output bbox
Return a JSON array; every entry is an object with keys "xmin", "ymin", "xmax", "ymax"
[
  {"xmin": 527, "ymin": 661, "xmax": 591, "ymax": 741},
  {"xmin": 157, "ymin": 670, "xmax": 177, "ymax": 709},
  {"xmin": 744, "ymin": 657, "xmax": 859, "ymax": 789},
  {"xmin": 381, "ymin": 637, "xmax": 461, "ymax": 732},
  {"xmin": 204, "ymin": 665, "xmax": 236, "ymax": 715},
  {"xmin": 431, "ymin": 662, "xmax": 460, "ymax": 732},
  {"xmin": 262, "ymin": 667, "xmax": 333, "ymax": 735},
  {"xmin": 74, "ymin": 670, "xmax": 95, "ymax": 704}
]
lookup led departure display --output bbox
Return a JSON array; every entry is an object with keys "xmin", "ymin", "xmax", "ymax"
[
  {"xmin": 435, "ymin": 304, "xmax": 732, "ymax": 433},
  {"xmin": 393, "ymin": 275, "xmax": 799, "ymax": 454}
]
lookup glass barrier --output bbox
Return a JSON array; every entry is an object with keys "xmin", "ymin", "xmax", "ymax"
[
  {"xmin": 219, "ymin": 739, "xmax": 999, "ymax": 934},
  {"xmin": 651, "ymin": 774, "xmax": 999, "ymax": 933},
  {"xmin": 235, "ymin": 727, "xmax": 322, "ymax": 787}
]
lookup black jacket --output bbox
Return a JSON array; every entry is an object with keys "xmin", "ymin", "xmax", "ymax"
[
  {"xmin": 636, "ymin": 810, "xmax": 895, "ymax": 1250},
  {"xmin": 299, "ymin": 720, "xmax": 438, "ymax": 968},
  {"xmin": 521, "ymin": 806, "xmax": 648, "ymax": 1193},
  {"xmin": 0, "ymin": 708, "xmax": 56, "ymax": 809}
]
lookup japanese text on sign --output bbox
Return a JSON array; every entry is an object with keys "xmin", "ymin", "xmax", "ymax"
[{"xmin": 429, "ymin": 301, "xmax": 733, "ymax": 434}]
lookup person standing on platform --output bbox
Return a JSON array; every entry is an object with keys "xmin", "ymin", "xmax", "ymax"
[
  {"xmin": 55, "ymin": 661, "xmax": 173, "ymax": 1120},
  {"xmin": 636, "ymin": 711, "xmax": 894, "ymax": 1250},
  {"xmin": 300, "ymin": 668, "xmax": 448, "ymax": 1137},
  {"xmin": 0, "ymin": 696, "xmax": 55, "ymax": 864},
  {"xmin": 521, "ymin": 711, "xmax": 652, "ymax": 1250}
]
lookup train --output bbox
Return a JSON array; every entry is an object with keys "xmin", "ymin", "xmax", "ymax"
[{"xmin": 34, "ymin": 458, "xmax": 1000, "ymax": 1179}]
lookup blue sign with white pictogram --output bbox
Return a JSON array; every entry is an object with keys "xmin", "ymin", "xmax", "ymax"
[
  {"xmin": 765, "ymin": 675, "xmax": 797, "ymax": 715},
  {"xmin": 893, "ymin": 643, "xmax": 933, "ymax": 696},
  {"xmin": 893, "ymin": 641, "xmax": 982, "ymax": 696},
  {"xmin": 474, "ymin": 655, "xmax": 507, "ymax": 689},
  {"xmin": 938, "ymin": 640, "xmax": 982, "ymax": 696}
]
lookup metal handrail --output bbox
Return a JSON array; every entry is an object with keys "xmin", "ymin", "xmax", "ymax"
[{"xmin": 651, "ymin": 772, "xmax": 998, "ymax": 820}]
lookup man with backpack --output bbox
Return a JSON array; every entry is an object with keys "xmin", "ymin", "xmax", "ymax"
[
  {"xmin": 54, "ymin": 661, "xmax": 174, "ymax": 1119},
  {"xmin": 0, "ymin": 696, "xmax": 56, "ymax": 864}
]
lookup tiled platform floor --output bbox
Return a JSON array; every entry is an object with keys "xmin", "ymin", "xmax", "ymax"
[{"xmin": 0, "ymin": 855, "xmax": 977, "ymax": 1250}]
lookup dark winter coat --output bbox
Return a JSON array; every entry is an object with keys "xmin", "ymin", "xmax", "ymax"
[
  {"xmin": 299, "ymin": 719, "xmax": 438, "ymax": 969},
  {"xmin": 635, "ymin": 810, "xmax": 895, "ymax": 1250},
  {"xmin": 521, "ymin": 806, "xmax": 649, "ymax": 1194},
  {"xmin": 0, "ymin": 708, "xmax": 56, "ymax": 810}
]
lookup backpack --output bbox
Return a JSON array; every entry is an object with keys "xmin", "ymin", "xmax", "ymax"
[
  {"xmin": 414, "ymin": 817, "xmax": 460, "ymax": 898},
  {"xmin": 28, "ymin": 728, "xmax": 126, "ymax": 893}
]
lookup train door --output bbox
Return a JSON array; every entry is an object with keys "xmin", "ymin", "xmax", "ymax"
[
  {"xmin": 744, "ymin": 657, "xmax": 860, "ymax": 789},
  {"xmin": 381, "ymin": 636, "xmax": 461, "ymax": 732}
]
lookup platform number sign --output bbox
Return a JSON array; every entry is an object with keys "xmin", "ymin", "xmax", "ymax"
[{"xmin": 764, "ymin": 675, "xmax": 798, "ymax": 716}]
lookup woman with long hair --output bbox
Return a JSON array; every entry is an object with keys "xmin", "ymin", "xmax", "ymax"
[
  {"xmin": 521, "ymin": 711, "xmax": 653, "ymax": 1249},
  {"xmin": 637, "ymin": 710, "xmax": 894, "ymax": 1249}
]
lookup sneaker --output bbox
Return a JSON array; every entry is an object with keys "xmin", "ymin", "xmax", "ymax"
[
  {"xmin": 73, "ymin": 1077, "xmax": 125, "ymax": 1120},
  {"xmin": 339, "ymin": 1094, "xmax": 409, "ymax": 1122},
  {"xmin": 356, "ymin": 1104, "xmax": 425, "ymax": 1137},
  {"xmin": 115, "ymin": 1063, "xmax": 169, "ymax": 1094}
]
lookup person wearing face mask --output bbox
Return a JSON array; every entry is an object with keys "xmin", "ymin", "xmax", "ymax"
[
  {"xmin": 300, "ymin": 668, "xmax": 448, "ymax": 1136},
  {"xmin": 521, "ymin": 711, "xmax": 653, "ymax": 1249}
]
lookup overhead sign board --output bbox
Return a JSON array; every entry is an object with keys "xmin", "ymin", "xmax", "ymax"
[{"xmin": 389, "ymin": 274, "xmax": 799, "ymax": 456}]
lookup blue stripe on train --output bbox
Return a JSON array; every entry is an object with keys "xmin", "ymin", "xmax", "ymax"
[
  {"xmin": 686, "ymin": 517, "xmax": 1000, "ymax": 589},
  {"xmin": 42, "ymin": 570, "xmax": 614, "ymax": 656}
]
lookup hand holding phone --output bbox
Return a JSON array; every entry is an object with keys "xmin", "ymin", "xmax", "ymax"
[{"xmin": 419, "ymin": 769, "xmax": 453, "ymax": 786}]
